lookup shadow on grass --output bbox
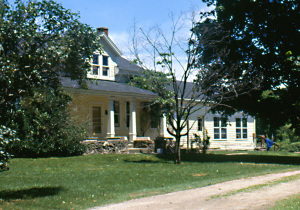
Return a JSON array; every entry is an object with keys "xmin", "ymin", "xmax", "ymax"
[
  {"xmin": 155, "ymin": 153, "xmax": 300, "ymax": 165},
  {"xmin": 0, "ymin": 186, "xmax": 63, "ymax": 201},
  {"xmin": 123, "ymin": 159, "xmax": 169, "ymax": 164}
]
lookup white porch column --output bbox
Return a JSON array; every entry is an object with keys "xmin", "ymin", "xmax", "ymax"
[
  {"xmin": 160, "ymin": 113, "xmax": 168, "ymax": 137},
  {"xmin": 129, "ymin": 99, "xmax": 137, "ymax": 142},
  {"xmin": 107, "ymin": 97, "xmax": 115, "ymax": 137}
]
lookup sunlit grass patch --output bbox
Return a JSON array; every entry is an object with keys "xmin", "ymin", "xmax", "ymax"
[{"xmin": 0, "ymin": 152, "xmax": 299, "ymax": 209}]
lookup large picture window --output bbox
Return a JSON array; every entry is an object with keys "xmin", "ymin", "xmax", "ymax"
[
  {"xmin": 236, "ymin": 118, "xmax": 247, "ymax": 139},
  {"xmin": 214, "ymin": 117, "xmax": 227, "ymax": 140}
]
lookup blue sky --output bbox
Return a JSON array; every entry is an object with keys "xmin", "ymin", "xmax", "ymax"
[
  {"xmin": 8, "ymin": 0, "xmax": 209, "ymax": 54},
  {"xmin": 7, "ymin": 0, "xmax": 211, "ymax": 76},
  {"xmin": 54, "ymin": 0, "xmax": 209, "ymax": 54}
]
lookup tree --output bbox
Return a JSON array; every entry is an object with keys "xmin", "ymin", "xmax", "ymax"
[
  {"xmin": 129, "ymin": 69, "xmax": 174, "ymax": 135},
  {"xmin": 198, "ymin": 0, "xmax": 300, "ymax": 135},
  {"xmin": 0, "ymin": 0, "xmax": 101, "ymax": 161},
  {"xmin": 129, "ymin": 14, "xmax": 259, "ymax": 164}
]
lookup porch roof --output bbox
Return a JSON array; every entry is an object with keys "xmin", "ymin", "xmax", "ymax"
[{"xmin": 61, "ymin": 77, "xmax": 158, "ymax": 99}]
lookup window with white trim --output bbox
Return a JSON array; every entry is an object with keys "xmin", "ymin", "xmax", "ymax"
[
  {"xmin": 197, "ymin": 117, "xmax": 203, "ymax": 131},
  {"xmin": 236, "ymin": 118, "xmax": 247, "ymax": 139},
  {"xmin": 214, "ymin": 117, "xmax": 227, "ymax": 140},
  {"xmin": 102, "ymin": 55, "xmax": 109, "ymax": 76},
  {"xmin": 91, "ymin": 54, "xmax": 109, "ymax": 76},
  {"xmin": 92, "ymin": 54, "xmax": 100, "ymax": 75}
]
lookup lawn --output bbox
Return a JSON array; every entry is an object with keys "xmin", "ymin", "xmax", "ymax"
[{"xmin": 0, "ymin": 151, "xmax": 299, "ymax": 209}]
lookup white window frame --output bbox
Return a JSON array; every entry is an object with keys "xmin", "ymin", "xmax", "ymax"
[
  {"xmin": 197, "ymin": 117, "xmax": 204, "ymax": 132},
  {"xmin": 90, "ymin": 53, "xmax": 110, "ymax": 77},
  {"xmin": 214, "ymin": 117, "xmax": 227, "ymax": 140},
  {"xmin": 236, "ymin": 118, "xmax": 248, "ymax": 139}
]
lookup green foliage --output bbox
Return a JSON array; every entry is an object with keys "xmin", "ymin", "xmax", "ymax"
[
  {"xmin": 276, "ymin": 124, "xmax": 300, "ymax": 152},
  {"xmin": 130, "ymin": 69, "xmax": 175, "ymax": 130},
  {"xmin": 0, "ymin": 0, "xmax": 101, "ymax": 123},
  {"xmin": 0, "ymin": 125, "xmax": 18, "ymax": 169},
  {"xmin": 278, "ymin": 142, "xmax": 300, "ymax": 153},
  {"xmin": 198, "ymin": 0, "xmax": 300, "ymax": 134},
  {"xmin": 0, "ymin": 0, "xmax": 100, "ymax": 159},
  {"xmin": 130, "ymin": 69, "xmax": 174, "ymax": 108},
  {"xmin": 7, "ymin": 88, "xmax": 87, "ymax": 157},
  {"xmin": 276, "ymin": 124, "xmax": 300, "ymax": 143}
]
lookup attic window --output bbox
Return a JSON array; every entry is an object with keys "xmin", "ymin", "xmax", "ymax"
[
  {"xmin": 91, "ymin": 54, "xmax": 109, "ymax": 76},
  {"xmin": 102, "ymin": 55, "xmax": 109, "ymax": 76},
  {"xmin": 92, "ymin": 54, "xmax": 100, "ymax": 75}
]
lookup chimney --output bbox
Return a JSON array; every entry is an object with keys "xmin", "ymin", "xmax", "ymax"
[{"xmin": 97, "ymin": 27, "xmax": 108, "ymax": 36}]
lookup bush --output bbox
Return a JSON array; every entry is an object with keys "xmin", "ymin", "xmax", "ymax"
[
  {"xmin": 8, "ymin": 88, "xmax": 87, "ymax": 158},
  {"xmin": 278, "ymin": 142, "xmax": 300, "ymax": 152},
  {"xmin": 276, "ymin": 124, "xmax": 300, "ymax": 153},
  {"xmin": 0, "ymin": 126, "xmax": 18, "ymax": 170}
]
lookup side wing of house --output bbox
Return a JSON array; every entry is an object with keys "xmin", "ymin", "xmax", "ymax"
[{"xmin": 180, "ymin": 106, "xmax": 256, "ymax": 150}]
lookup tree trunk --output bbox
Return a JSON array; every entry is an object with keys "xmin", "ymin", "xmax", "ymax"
[{"xmin": 174, "ymin": 136, "xmax": 181, "ymax": 164}]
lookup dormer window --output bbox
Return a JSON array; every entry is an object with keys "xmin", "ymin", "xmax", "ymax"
[
  {"xmin": 93, "ymin": 54, "xmax": 100, "ymax": 75},
  {"xmin": 102, "ymin": 55, "xmax": 109, "ymax": 76},
  {"xmin": 91, "ymin": 54, "xmax": 110, "ymax": 76}
]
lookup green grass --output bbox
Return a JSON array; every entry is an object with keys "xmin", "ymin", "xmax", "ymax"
[
  {"xmin": 270, "ymin": 193, "xmax": 300, "ymax": 209},
  {"xmin": 0, "ymin": 151, "xmax": 299, "ymax": 209}
]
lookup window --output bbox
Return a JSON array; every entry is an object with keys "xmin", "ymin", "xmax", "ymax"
[
  {"xmin": 126, "ymin": 101, "xmax": 130, "ymax": 128},
  {"xmin": 91, "ymin": 54, "xmax": 109, "ymax": 76},
  {"xmin": 92, "ymin": 55, "xmax": 100, "ymax": 75},
  {"xmin": 102, "ymin": 55, "xmax": 109, "ymax": 76},
  {"xmin": 214, "ymin": 117, "xmax": 227, "ymax": 140},
  {"xmin": 236, "ymin": 118, "xmax": 247, "ymax": 139},
  {"xmin": 92, "ymin": 106, "xmax": 101, "ymax": 133},
  {"xmin": 114, "ymin": 101, "xmax": 120, "ymax": 127},
  {"xmin": 198, "ymin": 117, "xmax": 203, "ymax": 131}
]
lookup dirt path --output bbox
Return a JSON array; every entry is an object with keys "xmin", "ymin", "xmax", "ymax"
[{"xmin": 91, "ymin": 170, "xmax": 300, "ymax": 210}]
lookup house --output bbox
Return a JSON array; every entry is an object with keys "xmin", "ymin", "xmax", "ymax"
[
  {"xmin": 163, "ymin": 82, "xmax": 256, "ymax": 151},
  {"xmin": 62, "ymin": 27, "xmax": 256, "ymax": 151},
  {"xmin": 62, "ymin": 27, "xmax": 162, "ymax": 143}
]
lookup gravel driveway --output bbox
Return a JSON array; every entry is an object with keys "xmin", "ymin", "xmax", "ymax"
[{"xmin": 91, "ymin": 170, "xmax": 300, "ymax": 210}]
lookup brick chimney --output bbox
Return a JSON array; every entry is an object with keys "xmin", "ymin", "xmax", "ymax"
[{"xmin": 97, "ymin": 27, "xmax": 108, "ymax": 36}]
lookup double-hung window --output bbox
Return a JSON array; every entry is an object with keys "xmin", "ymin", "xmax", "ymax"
[
  {"xmin": 197, "ymin": 117, "xmax": 203, "ymax": 132},
  {"xmin": 102, "ymin": 55, "xmax": 109, "ymax": 76},
  {"xmin": 92, "ymin": 54, "xmax": 100, "ymax": 75},
  {"xmin": 214, "ymin": 117, "xmax": 227, "ymax": 140},
  {"xmin": 236, "ymin": 118, "xmax": 247, "ymax": 139},
  {"xmin": 91, "ymin": 54, "xmax": 109, "ymax": 76}
]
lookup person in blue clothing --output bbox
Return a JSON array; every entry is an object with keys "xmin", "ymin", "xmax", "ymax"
[{"xmin": 260, "ymin": 135, "xmax": 279, "ymax": 151}]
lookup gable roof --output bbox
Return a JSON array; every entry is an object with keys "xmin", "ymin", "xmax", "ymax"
[
  {"xmin": 114, "ymin": 56, "xmax": 142, "ymax": 73},
  {"xmin": 98, "ymin": 31, "xmax": 122, "ymax": 57},
  {"xmin": 61, "ymin": 77, "xmax": 158, "ymax": 99}
]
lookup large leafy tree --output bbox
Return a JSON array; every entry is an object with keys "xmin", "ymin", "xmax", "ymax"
[
  {"xmin": 197, "ymin": 0, "xmax": 300, "ymax": 134},
  {"xmin": 0, "ymin": 0, "xmax": 101, "ymax": 161}
]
